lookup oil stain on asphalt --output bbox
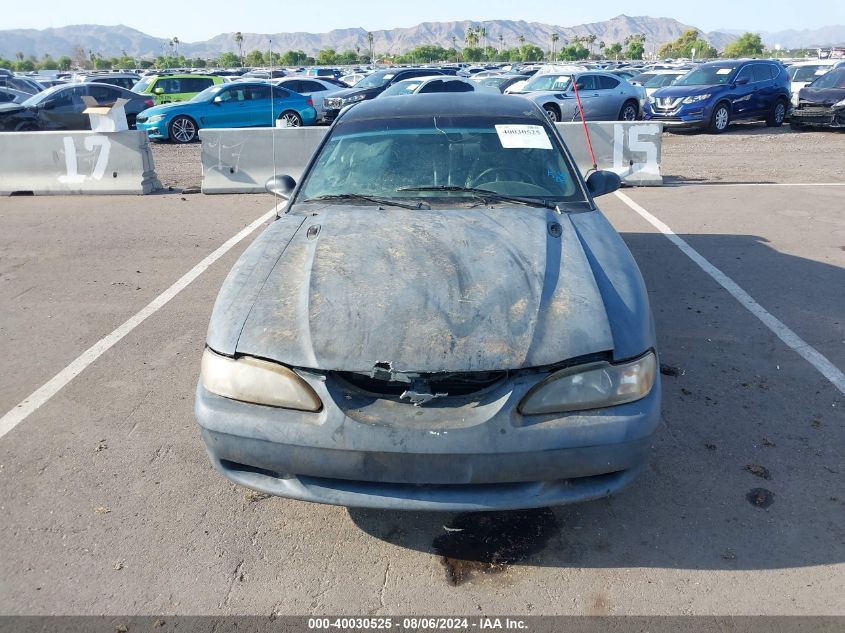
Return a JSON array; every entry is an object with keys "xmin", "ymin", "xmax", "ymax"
[{"xmin": 432, "ymin": 508, "xmax": 558, "ymax": 586}]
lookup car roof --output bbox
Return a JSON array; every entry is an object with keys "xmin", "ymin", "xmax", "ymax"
[{"xmin": 341, "ymin": 93, "xmax": 543, "ymax": 121}]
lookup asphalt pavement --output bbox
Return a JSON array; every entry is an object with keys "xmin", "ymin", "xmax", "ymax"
[{"xmin": 0, "ymin": 176, "xmax": 843, "ymax": 615}]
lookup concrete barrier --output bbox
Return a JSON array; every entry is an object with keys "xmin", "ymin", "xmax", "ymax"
[
  {"xmin": 0, "ymin": 131, "xmax": 161, "ymax": 196},
  {"xmin": 556, "ymin": 122, "xmax": 664, "ymax": 186},
  {"xmin": 200, "ymin": 127, "xmax": 329, "ymax": 194}
]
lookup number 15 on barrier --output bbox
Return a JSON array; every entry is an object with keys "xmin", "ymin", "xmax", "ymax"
[{"xmin": 59, "ymin": 136, "xmax": 112, "ymax": 184}]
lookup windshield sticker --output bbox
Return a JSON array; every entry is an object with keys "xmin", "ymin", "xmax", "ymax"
[
  {"xmin": 495, "ymin": 124, "xmax": 553, "ymax": 150},
  {"xmin": 383, "ymin": 74, "xmax": 395, "ymax": 80},
  {"xmin": 716, "ymin": 68, "xmax": 732, "ymax": 75}
]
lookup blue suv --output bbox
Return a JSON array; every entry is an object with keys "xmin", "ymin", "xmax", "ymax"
[{"xmin": 643, "ymin": 60, "xmax": 790, "ymax": 133}]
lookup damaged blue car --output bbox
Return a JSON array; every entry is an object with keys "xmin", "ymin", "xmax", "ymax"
[{"xmin": 195, "ymin": 94, "xmax": 661, "ymax": 511}]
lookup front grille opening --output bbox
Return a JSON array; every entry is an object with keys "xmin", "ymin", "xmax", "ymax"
[{"xmin": 334, "ymin": 370, "xmax": 507, "ymax": 398}]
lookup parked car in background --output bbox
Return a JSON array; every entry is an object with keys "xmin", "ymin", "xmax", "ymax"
[
  {"xmin": 75, "ymin": 72, "xmax": 141, "ymax": 90},
  {"xmin": 0, "ymin": 82, "xmax": 153, "ymax": 131},
  {"xmin": 511, "ymin": 71, "xmax": 643, "ymax": 122},
  {"xmin": 132, "ymin": 74, "xmax": 226, "ymax": 105},
  {"xmin": 643, "ymin": 60, "xmax": 790, "ymax": 133},
  {"xmin": 321, "ymin": 68, "xmax": 445, "ymax": 123},
  {"xmin": 790, "ymin": 67, "xmax": 845, "ymax": 130},
  {"xmin": 273, "ymin": 77, "xmax": 344, "ymax": 123},
  {"xmin": 339, "ymin": 73, "xmax": 366, "ymax": 87},
  {"xmin": 0, "ymin": 86, "xmax": 31, "ymax": 104},
  {"xmin": 471, "ymin": 74, "xmax": 530, "ymax": 93},
  {"xmin": 642, "ymin": 70, "xmax": 686, "ymax": 97},
  {"xmin": 785, "ymin": 60, "xmax": 839, "ymax": 106},
  {"xmin": 380, "ymin": 75, "xmax": 479, "ymax": 96},
  {"xmin": 195, "ymin": 93, "xmax": 660, "ymax": 511},
  {"xmin": 0, "ymin": 72, "xmax": 44, "ymax": 95},
  {"xmin": 136, "ymin": 81, "xmax": 317, "ymax": 143},
  {"xmin": 305, "ymin": 68, "xmax": 341, "ymax": 80}
]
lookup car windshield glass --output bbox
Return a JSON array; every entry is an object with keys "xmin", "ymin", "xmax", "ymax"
[
  {"xmin": 673, "ymin": 66, "xmax": 736, "ymax": 86},
  {"xmin": 132, "ymin": 77, "xmax": 153, "ymax": 93},
  {"xmin": 644, "ymin": 74, "xmax": 680, "ymax": 88},
  {"xmin": 297, "ymin": 115, "xmax": 585, "ymax": 205},
  {"xmin": 190, "ymin": 85, "xmax": 220, "ymax": 102},
  {"xmin": 521, "ymin": 74, "xmax": 572, "ymax": 91},
  {"xmin": 808, "ymin": 68, "xmax": 845, "ymax": 89},
  {"xmin": 354, "ymin": 72, "xmax": 392, "ymax": 89},
  {"xmin": 21, "ymin": 84, "xmax": 62, "ymax": 106},
  {"xmin": 381, "ymin": 80, "xmax": 422, "ymax": 96},
  {"xmin": 789, "ymin": 65, "xmax": 829, "ymax": 82}
]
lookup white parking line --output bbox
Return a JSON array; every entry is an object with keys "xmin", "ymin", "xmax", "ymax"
[
  {"xmin": 0, "ymin": 203, "xmax": 282, "ymax": 440},
  {"xmin": 615, "ymin": 191, "xmax": 845, "ymax": 397},
  {"xmin": 664, "ymin": 183, "xmax": 845, "ymax": 188}
]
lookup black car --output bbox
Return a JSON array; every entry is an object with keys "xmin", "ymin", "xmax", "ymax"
[
  {"xmin": 471, "ymin": 74, "xmax": 530, "ymax": 93},
  {"xmin": 0, "ymin": 82, "xmax": 154, "ymax": 132},
  {"xmin": 321, "ymin": 68, "xmax": 446, "ymax": 123},
  {"xmin": 790, "ymin": 67, "xmax": 845, "ymax": 130}
]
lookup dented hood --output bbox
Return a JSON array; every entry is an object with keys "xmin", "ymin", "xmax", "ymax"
[{"xmin": 208, "ymin": 205, "xmax": 615, "ymax": 373}]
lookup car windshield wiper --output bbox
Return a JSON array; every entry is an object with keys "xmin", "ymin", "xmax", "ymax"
[
  {"xmin": 300, "ymin": 193, "xmax": 428, "ymax": 210},
  {"xmin": 398, "ymin": 186, "xmax": 558, "ymax": 210}
]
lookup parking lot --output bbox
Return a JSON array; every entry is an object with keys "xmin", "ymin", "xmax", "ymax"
[{"xmin": 0, "ymin": 126, "xmax": 843, "ymax": 617}]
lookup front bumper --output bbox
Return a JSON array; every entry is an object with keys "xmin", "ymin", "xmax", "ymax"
[
  {"xmin": 643, "ymin": 102, "xmax": 709, "ymax": 129},
  {"xmin": 195, "ymin": 366, "xmax": 661, "ymax": 511},
  {"xmin": 791, "ymin": 106, "xmax": 845, "ymax": 128},
  {"xmin": 137, "ymin": 120, "xmax": 169, "ymax": 140}
]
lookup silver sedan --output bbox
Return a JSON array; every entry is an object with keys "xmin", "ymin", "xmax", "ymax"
[{"xmin": 510, "ymin": 71, "xmax": 645, "ymax": 122}]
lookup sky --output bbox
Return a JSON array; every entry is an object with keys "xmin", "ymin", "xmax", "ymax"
[{"xmin": 5, "ymin": 0, "xmax": 844, "ymax": 41}]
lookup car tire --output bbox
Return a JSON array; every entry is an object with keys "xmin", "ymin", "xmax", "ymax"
[
  {"xmin": 789, "ymin": 120, "xmax": 805, "ymax": 131},
  {"xmin": 543, "ymin": 104, "xmax": 561, "ymax": 122},
  {"xmin": 618, "ymin": 100, "xmax": 639, "ymax": 121},
  {"xmin": 765, "ymin": 99, "xmax": 787, "ymax": 127},
  {"xmin": 708, "ymin": 102, "xmax": 731, "ymax": 134},
  {"xmin": 278, "ymin": 111, "xmax": 303, "ymax": 127},
  {"xmin": 169, "ymin": 116, "xmax": 198, "ymax": 143}
]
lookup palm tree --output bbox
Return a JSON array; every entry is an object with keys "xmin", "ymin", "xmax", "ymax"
[
  {"xmin": 172, "ymin": 36, "xmax": 180, "ymax": 57},
  {"xmin": 517, "ymin": 34, "xmax": 526, "ymax": 62},
  {"xmin": 551, "ymin": 33, "xmax": 559, "ymax": 61},
  {"xmin": 234, "ymin": 32, "xmax": 244, "ymax": 66},
  {"xmin": 498, "ymin": 34, "xmax": 505, "ymax": 60},
  {"xmin": 367, "ymin": 32, "xmax": 374, "ymax": 65},
  {"xmin": 451, "ymin": 35, "xmax": 459, "ymax": 61},
  {"xmin": 465, "ymin": 27, "xmax": 479, "ymax": 49},
  {"xmin": 479, "ymin": 26, "xmax": 488, "ymax": 58},
  {"xmin": 588, "ymin": 34, "xmax": 597, "ymax": 56},
  {"xmin": 599, "ymin": 40, "xmax": 606, "ymax": 58}
]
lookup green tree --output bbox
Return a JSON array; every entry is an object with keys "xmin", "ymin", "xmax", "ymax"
[
  {"xmin": 244, "ymin": 50, "xmax": 264, "ymax": 66},
  {"xmin": 315, "ymin": 49, "xmax": 337, "ymax": 65},
  {"xmin": 57, "ymin": 55, "xmax": 73, "ymax": 70},
  {"xmin": 550, "ymin": 33, "xmax": 559, "ymax": 61},
  {"xmin": 367, "ymin": 32, "xmax": 375, "ymax": 64},
  {"xmin": 15, "ymin": 60, "xmax": 36, "ymax": 71},
  {"xmin": 607, "ymin": 42, "xmax": 623, "ymax": 60},
  {"xmin": 558, "ymin": 43, "xmax": 589, "ymax": 61},
  {"xmin": 138, "ymin": 60, "xmax": 154, "ymax": 69},
  {"xmin": 39, "ymin": 55, "xmax": 56, "ymax": 70},
  {"xmin": 281, "ymin": 50, "xmax": 308, "ymax": 66},
  {"xmin": 218, "ymin": 51, "xmax": 241, "ymax": 67},
  {"xmin": 520, "ymin": 44, "xmax": 544, "ymax": 62},
  {"xmin": 462, "ymin": 47, "xmax": 484, "ymax": 62},
  {"xmin": 233, "ymin": 32, "xmax": 244, "ymax": 65},
  {"xmin": 658, "ymin": 29, "xmax": 716, "ymax": 59},
  {"xmin": 625, "ymin": 34, "xmax": 646, "ymax": 60},
  {"xmin": 724, "ymin": 32, "xmax": 764, "ymax": 58}
]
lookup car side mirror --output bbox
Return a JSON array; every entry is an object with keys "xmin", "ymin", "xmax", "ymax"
[
  {"xmin": 154, "ymin": 87, "xmax": 164, "ymax": 95},
  {"xmin": 212, "ymin": 96, "xmax": 223, "ymax": 104},
  {"xmin": 735, "ymin": 77, "xmax": 750, "ymax": 86},
  {"xmin": 586, "ymin": 170, "xmax": 621, "ymax": 198},
  {"xmin": 265, "ymin": 174, "xmax": 296, "ymax": 200}
]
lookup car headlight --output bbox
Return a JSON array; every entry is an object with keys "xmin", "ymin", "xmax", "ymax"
[
  {"xmin": 834, "ymin": 98, "xmax": 845, "ymax": 108},
  {"xmin": 146, "ymin": 114, "xmax": 165, "ymax": 123},
  {"xmin": 344, "ymin": 94, "xmax": 367, "ymax": 104},
  {"xmin": 646, "ymin": 95, "xmax": 654, "ymax": 104},
  {"xmin": 518, "ymin": 351, "xmax": 657, "ymax": 415},
  {"xmin": 682, "ymin": 94, "xmax": 710, "ymax": 104},
  {"xmin": 200, "ymin": 348, "xmax": 322, "ymax": 411}
]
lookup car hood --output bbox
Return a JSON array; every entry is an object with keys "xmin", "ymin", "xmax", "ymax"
[
  {"xmin": 140, "ymin": 101, "xmax": 196, "ymax": 117},
  {"xmin": 207, "ymin": 206, "xmax": 617, "ymax": 373},
  {"xmin": 327, "ymin": 87, "xmax": 379, "ymax": 101},
  {"xmin": 0, "ymin": 103, "xmax": 26, "ymax": 115},
  {"xmin": 652, "ymin": 85, "xmax": 717, "ymax": 99},
  {"xmin": 797, "ymin": 87, "xmax": 845, "ymax": 106}
]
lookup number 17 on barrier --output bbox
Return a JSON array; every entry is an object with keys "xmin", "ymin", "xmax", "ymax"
[{"xmin": 59, "ymin": 135, "xmax": 112, "ymax": 184}]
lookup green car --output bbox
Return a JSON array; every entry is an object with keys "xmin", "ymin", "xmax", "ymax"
[{"xmin": 131, "ymin": 74, "xmax": 226, "ymax": 105}]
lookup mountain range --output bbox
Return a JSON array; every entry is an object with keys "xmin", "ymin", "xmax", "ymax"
[{"xmin": 1, "ymin": 16, "xmax": 843, "ymax": 61}]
